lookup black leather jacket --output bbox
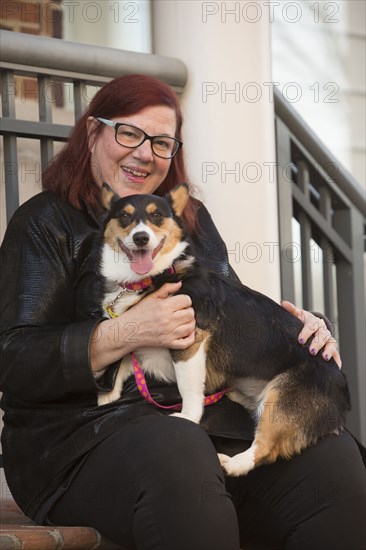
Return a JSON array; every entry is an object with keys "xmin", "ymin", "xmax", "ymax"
[{"xmin": 0, "ymin": 191, "xmax": 254, "ymax": 523}]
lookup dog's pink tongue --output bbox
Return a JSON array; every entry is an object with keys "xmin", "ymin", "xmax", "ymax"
[{"xmin": 131, "ymin": 250, "xmax": 154, "ymax": 275}]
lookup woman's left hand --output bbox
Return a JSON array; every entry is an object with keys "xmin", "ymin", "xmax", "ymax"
[{"xmin": 281, "ymin": 300, "xmax": 342, "ymax": 368}]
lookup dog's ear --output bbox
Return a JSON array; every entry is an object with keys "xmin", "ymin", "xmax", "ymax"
[
  {"xmin": 168, "ymin": 183, "xmax": 190, "ymax": 217},
  {"xmin": 101, "ymin": 182, "xmax": 120, "ymax": 211}
]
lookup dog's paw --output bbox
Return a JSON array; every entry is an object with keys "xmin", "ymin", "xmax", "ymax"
[
  {"xmin": 97, "ymin": 392, "xmax": 119, "ymax": 406},
  {"xmin": 218, "ymin": 453, "xmax": 231, "ymax": 469},
  {"xmin": 218, "ymin": 449, "xmax": 256, "ymax": 477},
  {"xmin": 170, "ymin": 412, "xmax": 199, "ymax": 423},
  {"xmin": 226, "ymin": 390, "xmax": 245, "ymax": 405}
]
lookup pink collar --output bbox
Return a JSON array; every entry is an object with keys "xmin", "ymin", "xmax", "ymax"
[
  {"xmin": 131, "ymin": 352, "xmax": 228, "ymax": 410},
  {"xmin": 120, "ymin": 266, "xmax": 175, "ymax": 292}
]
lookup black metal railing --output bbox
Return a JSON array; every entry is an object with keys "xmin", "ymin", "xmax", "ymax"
[{"xmin": 274, "ymin": 89, "xmax": 365, "ymax": 443}]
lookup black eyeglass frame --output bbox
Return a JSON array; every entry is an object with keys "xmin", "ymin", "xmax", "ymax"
[{"xmin": 96, "ymin": 117, "xmax": 183, "ymax": 159}]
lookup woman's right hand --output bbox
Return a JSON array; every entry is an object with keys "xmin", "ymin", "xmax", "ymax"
[
  {"xmin": 90, "ymin": 282, "xmax": 196, "ymax": 373},
  {"xmin": 127, "ymin": 281, "xmax": 196, "ymax": 350}
]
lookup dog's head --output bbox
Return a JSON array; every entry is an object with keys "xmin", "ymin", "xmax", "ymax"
[{"xmin": 100, "ymin": 183, "xmax": 190, "ymax": 283}]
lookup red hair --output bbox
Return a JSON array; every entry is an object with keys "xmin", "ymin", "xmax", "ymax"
[{"xmin": 43, "ymin": 74, "xmax": 197, "ymax": 231}]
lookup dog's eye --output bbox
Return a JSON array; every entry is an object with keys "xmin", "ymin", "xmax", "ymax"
[
  {"xmin": 119, "ymin": 211, "xmax": 132, "ymax": 224},
  {"xmin": 151, "ymin": 211, "xmax": 162, "ymax": 220}
]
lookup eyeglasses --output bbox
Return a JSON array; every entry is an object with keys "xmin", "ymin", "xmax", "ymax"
[{"xmin": 96, "ymin": 117, "xmax": 183, "ymax": 159}]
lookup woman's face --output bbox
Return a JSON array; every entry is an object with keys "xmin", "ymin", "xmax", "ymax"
[{"xmin": 87, "ymin": 105, "xmax": 177, "ymax": 198}]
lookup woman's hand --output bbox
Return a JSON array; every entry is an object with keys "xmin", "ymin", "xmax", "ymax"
[
  {"xmin": 126, "ymin": 281, "xmax": 196, "ymax": 350},
  {"xmin": 281, "ymin": 300, "xmax": 342, "ymax": 368},
  {"xmin": 90, "ymin": 282, "xmax": 196, "ymax": 372}
]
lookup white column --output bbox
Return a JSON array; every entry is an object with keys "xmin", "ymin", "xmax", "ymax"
[{"xmin": 152, "ymin": 1, "xmax": 281, "ymax": 299}]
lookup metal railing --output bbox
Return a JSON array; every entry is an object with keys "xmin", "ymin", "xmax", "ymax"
[
  {"xmin": 1, "ymin": 30, "xmax": 365, "ymax": 444},
  {"xmin": 274, "ymin": 89, "xmax": 366, "ymax": 443}
]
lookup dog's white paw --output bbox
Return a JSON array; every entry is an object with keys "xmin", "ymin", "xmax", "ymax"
[
  {"xmin": 218, "ymin": 453, "xmax": 231, "ymax": 469},
  {"xmin": 227, "ymin": 390, "xmax": 245, "ymax": 405},
  {"xmin": 97, "ymin": 392, "xmax": 120, "ymax": 406},
  {"xmin": 218, "ymin": 448, "xmax": 256, "ymax": 477},
  {"xmin": 170, "ymin": 412, "xmax": 199, "ymax": 423}
]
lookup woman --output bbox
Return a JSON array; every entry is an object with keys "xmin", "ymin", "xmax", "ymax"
[{"xmin": 0, "ymin": 75, "xmax": 364, "ymax": 550}]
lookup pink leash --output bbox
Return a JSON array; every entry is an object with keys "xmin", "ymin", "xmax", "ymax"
[{"xmin": 131, "ymin": 352, "xmax": 227, "ymax": 411}]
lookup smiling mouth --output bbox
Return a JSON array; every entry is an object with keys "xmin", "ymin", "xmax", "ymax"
[
  {"xmin": 122, "ymin": 166, "xmax": 149, "ymax": 178},
  {"xmin": 118, "ymin": 237, "xmax": 166, "ymax": 275}
]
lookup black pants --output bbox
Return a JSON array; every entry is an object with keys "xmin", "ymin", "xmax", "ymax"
[{"xmin": 49, "ymin": 415, "xmax": 365, "ymax": 550}]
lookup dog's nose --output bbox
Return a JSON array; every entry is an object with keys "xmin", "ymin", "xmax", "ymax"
[{"xmin": 133, "ymin": 231, "xmax": 150, "ymax": 247}]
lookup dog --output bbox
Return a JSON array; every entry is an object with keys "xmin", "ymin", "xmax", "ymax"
[{"xmin": 97, "ymin": 182, "xmax": 351, "ymax": 476}]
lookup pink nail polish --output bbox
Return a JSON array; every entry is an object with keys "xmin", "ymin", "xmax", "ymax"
[
  {"xmin": 310, "ymin": 348, "xmax": 316, "ymax": 355},
  {"xmin": 299, "ymin": 337, "xmax": 304, "ymax": 344}
]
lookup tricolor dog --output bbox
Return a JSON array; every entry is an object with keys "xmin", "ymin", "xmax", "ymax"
[{"xmin": 97, "ymin": 182, "xmax": 350, "ymax": 476}]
